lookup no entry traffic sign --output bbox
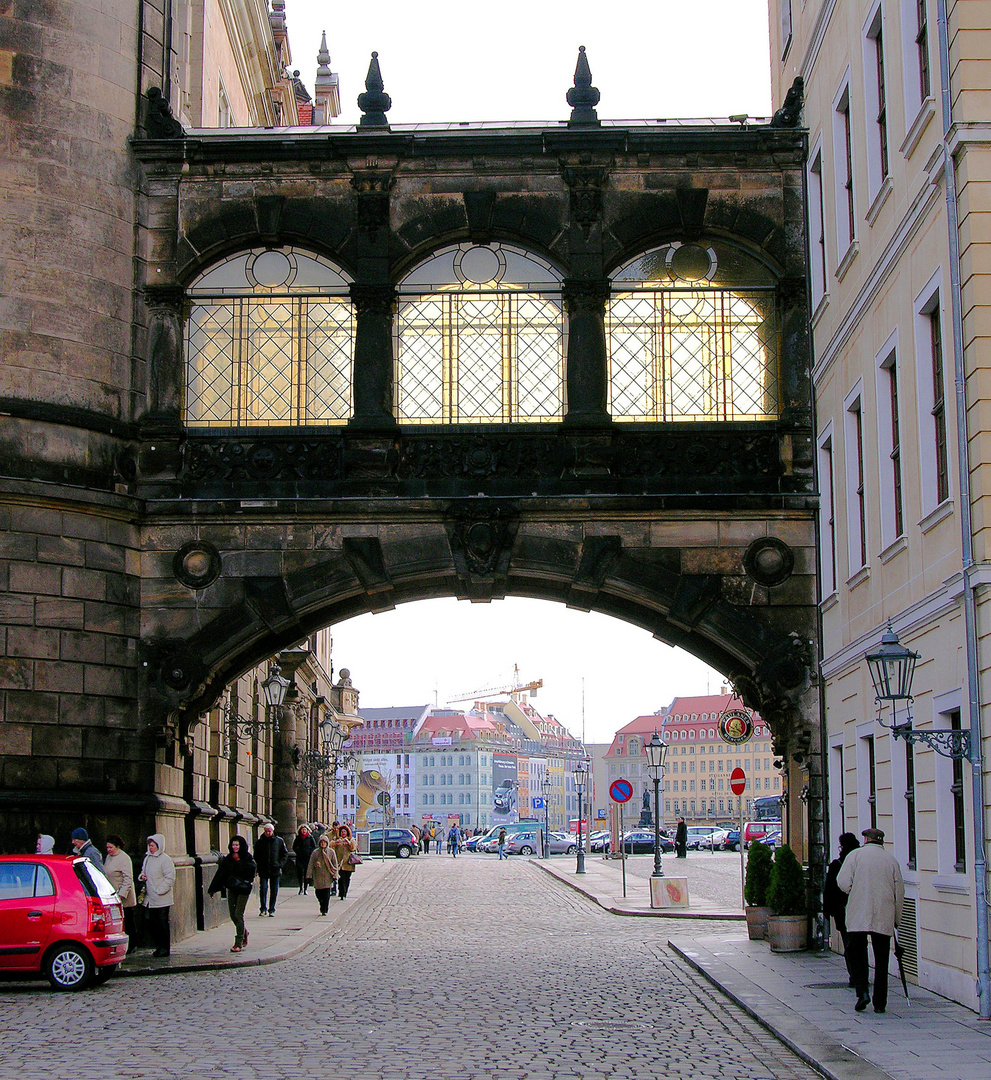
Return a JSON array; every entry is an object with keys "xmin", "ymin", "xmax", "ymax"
[
  {"xmin": 730, "ymin": 768, "xmax": 747, "ymax": 796},
  {"xmin": 610, "ymin": 779, "xmax": 634, "ymax": 803}
]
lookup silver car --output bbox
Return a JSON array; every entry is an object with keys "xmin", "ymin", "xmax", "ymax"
[{"xmin": 503, "ymin": 830, "xmax": 577, "ymax": 856}]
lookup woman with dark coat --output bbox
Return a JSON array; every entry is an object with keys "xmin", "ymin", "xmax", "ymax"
[
  {"xmin": 822, "ymin": 832, "xmax": 860, "ymax": 985},
  {"xmin": 306, "ymin": 835, "xmax": 339, "ymax": 914},
  {"xmin": 293, "ymin": 826, "xmax": 317, "ymax": 895},
  {"xmin": 208, "ymin": 836, "xmax": 257, "ymax": 952}
]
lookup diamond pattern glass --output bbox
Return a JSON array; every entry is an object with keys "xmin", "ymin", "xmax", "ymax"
[{"xmin": 607, "ymin": 289, "xmax": 779, "ymax": 422}]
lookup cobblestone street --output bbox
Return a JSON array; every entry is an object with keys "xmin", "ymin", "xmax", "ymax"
[{"xmin": 0, "ymin": 856, "xmax": 822, "ymax": 1080}]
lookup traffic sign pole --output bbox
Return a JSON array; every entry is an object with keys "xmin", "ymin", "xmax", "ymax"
[{"xmin": 730, "ymin": 768, "xmax": 747, "ymax": 909}]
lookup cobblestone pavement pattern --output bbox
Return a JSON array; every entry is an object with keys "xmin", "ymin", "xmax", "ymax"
[{"xmin": 0, "ymin": 857, "xmax": 823, "ymax": 1080}]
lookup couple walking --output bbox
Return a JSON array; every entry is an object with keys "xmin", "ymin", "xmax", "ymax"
[{"xmin": 306, "ymin": 825, "xmax": 359, "ymax": 912}]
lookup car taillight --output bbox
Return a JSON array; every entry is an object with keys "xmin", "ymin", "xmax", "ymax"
[{"xmin": 88, "ymin": 896, "xmax": 108, "ymax": 935}]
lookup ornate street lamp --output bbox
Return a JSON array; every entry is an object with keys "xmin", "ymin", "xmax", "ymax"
[
  {"xmin": 573, "ymin": 760, "xmax": 588, "ymax": 874},
  {"xmin": 645, "ymin": 730, "xmax": 668, "ymax": 880},
  {"xmin": 224, "ymin": 660, "xmax": 292, "ymax": 746},
  {"xmin": 541, "ymin": 772, "xmax": 552, "ymax": 860},
  {"xmin": 866, "ymin": 621, "xmax": 970, "ymax": 759},
  {"xmin": 261, "ymin": 662, "xmax": 291, "ymax": 730}
]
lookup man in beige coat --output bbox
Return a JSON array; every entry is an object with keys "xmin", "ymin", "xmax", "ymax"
[{"xmin": 836, "ymin": 827, "xmax": 905, "ymax": 1014}]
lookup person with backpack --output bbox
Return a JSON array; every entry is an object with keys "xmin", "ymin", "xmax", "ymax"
[{"xmin": 448, "ymin": 823, "xmax": 462, "ymax": 857}]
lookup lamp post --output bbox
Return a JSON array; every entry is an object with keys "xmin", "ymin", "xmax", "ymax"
[
  {"xmin": 261, "ymin": 662, "xmax": 291, "ymax": 729},
  {"xmin": 645, "ymin": 731, "xmax": 668, "ymax": 881},
  {"xmin": 542, "ymin": 772, "xmax": 552, "ymax": 860},
  {"xmin": 573, "ymin": 760, "xmax": 588, "ymax": 874}
]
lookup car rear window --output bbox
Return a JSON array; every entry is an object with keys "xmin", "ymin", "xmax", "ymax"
[
  {"xmin": 74, "ymin": 859, "xmax": 117, "ymax": 901},
  {"xmin": 0, "ymin": 863, "xmax": 38, "ymax": 900}
]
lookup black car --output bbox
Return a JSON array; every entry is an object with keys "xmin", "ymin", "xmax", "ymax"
[
  {"xmin": 620, "ymin": 830, "xmax": 675, "ymax": 855},
  {"xmin": 366, "ymin": 828, "xmax": 417, "ymax": 858}
]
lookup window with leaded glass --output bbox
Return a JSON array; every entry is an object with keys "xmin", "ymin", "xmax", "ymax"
[
  {"xmin": 184, "ymin": 248, "xmax": 354, "ymax": 427},
  {"xmin": 395, "ymin": 244, "xmax": 564, "ymax": 424},
  {"xmin": 607, "ymin": 242, "xmax": 780, "ymax": 422}
]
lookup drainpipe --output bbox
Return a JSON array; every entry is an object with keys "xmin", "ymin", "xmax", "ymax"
[{"xmin": 936, "ymin": 0, "xmax": 990, "ymax": 1020}]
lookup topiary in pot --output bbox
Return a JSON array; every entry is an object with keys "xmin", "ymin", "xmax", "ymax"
[
  {"xmin": 745, "ymin": 838, "xmax": 773, "ymax": 906},
  {"xmin": 766, "ymin": 844, "xmax": 808, "ymax": 952},
  {"xmin": 744, "ymin": 839, "xmax": 773, "ymax": 940}
]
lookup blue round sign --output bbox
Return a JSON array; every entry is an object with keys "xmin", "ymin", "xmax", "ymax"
[{"xmin": 610, "ymin": 779, "xmax": 634, "ymax": 803}]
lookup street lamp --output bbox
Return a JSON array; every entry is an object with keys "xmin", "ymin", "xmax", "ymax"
[
  {"xmin": 541, "ymin": 772, "xmax": 552, "ymax": 860},
  {"xmin": 645, "ymin": 731, "xmax": 668, "ymax": 880},
  {"xmin": 261, "ymin": 662, "xmax": 291, "ymax": 730},
  {"xmin": 573, "ymin": 760, "xmax": 588, "ymax": 874}
]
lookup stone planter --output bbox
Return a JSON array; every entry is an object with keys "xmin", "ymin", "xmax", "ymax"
[
  {"xmin": 745, "ymin": 905, "xmax": 771, "ymax": 940},
  {"xmin": 767, "ymin": 913, "xmax": 807, "ymax": 952}
]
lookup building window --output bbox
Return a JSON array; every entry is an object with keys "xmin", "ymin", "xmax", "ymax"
[
  {"xmin": 846, "ymin": 394, "xmax": 868, "ymax": 571},
  {"xmin": 185, "ymin": 248, "xmax": 354, "ymax": 427},
  {"xmin": 878, "ymin": 348, "xmax": 904, "ymax": 542},
  {"xmin": 865, "ymin": 7, "xmax": 890, "ymax": 189},
  {"xmin": 819, "ymin": 427, "xmax": 837, "ymax": 594},
  {"xmin": 809, "ymin": 148, "xmax": 828, "ymax": 305},
  {"xmin": 396, "ymin": 243, "xmax": 564, "ymax": 423},
  {"xmin": 608, "ymin": 243, "xmax": 780, "ymax": 422},
  {"xmin": 780, "ymin": 0, "xmax": 793, "ymax": 57},
  {"xmin": 905, "ymin": 739, "xmax": 917, "ymax": 870},
  {"xmin": 929, "ymin": 304, "xmax": 949, "ymax": 504},
  {"xmin": 866, "ymin": 734, "xmax": 878, "ymax": 829},
  {"xmin": 834, "ymin": 84, "xmax": 856, "ymax": 253},
  {"xmin": 950, "ymin": 711, "xmax": 966, "ymax": 872}
]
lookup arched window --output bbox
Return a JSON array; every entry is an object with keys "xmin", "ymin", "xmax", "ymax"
[
  {"xmin": 396, "ymin": 243, "xmax": 564, "ymax": 423},
  {"xmin": 185, "ymin": 248, "xmax": 353, "ymax": 426},
  {"xmin": 608, "ymin": 241, "xmax": 779, "ymax": 422}
]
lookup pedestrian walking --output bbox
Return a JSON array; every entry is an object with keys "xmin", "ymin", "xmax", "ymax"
[
  {"xmin": 293, "ymin": 825, "xmax": 316, "ymax": 895},
  {"xmin": 70, "ymin": 827, "xmax": 104, "ymax": 871},
  {"xmin": 306, "ymin": 835, "xmax": 340, "ymax": 914},
  {"xmin": 333, "ymin": 824, "xmax": 358, "ymax": 899},
  {"xmin": 822, "ymin": 832, "xmax": 860, "ymax": 987},
  {"xmin": 837, "ymin": 827, "xmax": 905, "ymax": 1014},
  {"xmin": 254, "ymin": 822, "xmax": 288, "ymax": 916},
  {"xmin": 208, "ymin": 836, "xmax": 256, "ymax": 952},
  {"xmin": 103, "ymin": 835, "xmax": 138, "ymax": 952},
  {"xmin": 497, "ymin": 827, "xmax": 507, "ymax": 860},
  {"xmin": 435, "ymin": 829, "xmax": 443, "ymax": 855},
  {"xmin": 139, "ymin": 833, "xmax": 176, "ymax": 957},
  {"xmin": 674, "ymin": 816, "xmax": 688, "ymax": 859},
  {"xmin": 448, "ymin": 824, "xmax": 461, "ymax": 857},
  {"xmin": 35, "ymin": 834, "xmax": 55, "ymax": 854}
]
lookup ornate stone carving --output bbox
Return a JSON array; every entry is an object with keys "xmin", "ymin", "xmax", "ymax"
[
  {"xmin": 770, "ymin": 76, "xmax": 804, "ymax": 128},
  {"xmin": 445, "ymin": 503, "xmax": 519, "ymax": 577},
  {"xmin": 143, "ymin": 87, "xmax": 185, "ymax": 139},
  {"xmin": 566, "ymin": 46, "xmax": 601, "ymax": 127},
  {"xmin": 349, "ymin": 172, "xmax": 394, "ymax": 232},
  {"xmin": 398, "ymin": 435, "xmax": 569, "ymax": 480},
  {"xmin": 743, "ymin": 537, "xmax": 795, "ymax": 587},
  {"xmin": 349, "ymin": 282, "xmax": 397, "ymax": 317},
  {"xmin": 173, "ymin": 541, "xmax": 222, "ymax": 590},
  {"xmin": 562, "ymin": 167, "xmax": 607, "ymax": 227},
  {"xmin": 562, "ymin": 278, "xmax": 610, "ymax": 313}
]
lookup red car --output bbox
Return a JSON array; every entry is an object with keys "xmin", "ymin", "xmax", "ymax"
[{"xmin": 0, "ymin": 855, "xmax": 128, "ymax": 990}]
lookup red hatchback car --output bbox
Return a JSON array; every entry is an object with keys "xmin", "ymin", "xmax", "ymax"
[{"xmin": 0, "ymin": 855, "xmax": 128, "ymax": 990}]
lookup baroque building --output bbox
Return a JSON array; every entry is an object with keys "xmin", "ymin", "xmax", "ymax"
[{"xmin": 770, "ymin": 0, "xmax": 991, "ymax": 1011}]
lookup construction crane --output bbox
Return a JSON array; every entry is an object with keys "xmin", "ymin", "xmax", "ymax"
[{"xmin": 446, "ymin": 664, "xmax": 542, "ymax": 704}]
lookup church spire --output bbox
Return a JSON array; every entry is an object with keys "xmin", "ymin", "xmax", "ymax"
[{"xmin": 313, "ymin": 31, "xmax": 340, "ymax": 123}]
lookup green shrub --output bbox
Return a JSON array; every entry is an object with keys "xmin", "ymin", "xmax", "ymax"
[
  {"xmin": 744, "ymin": 839, "xmax": 773, "ymax": 907},
  {"xmin": 767, "ymin": 844, "xmax": 807, "ymax": 916}
]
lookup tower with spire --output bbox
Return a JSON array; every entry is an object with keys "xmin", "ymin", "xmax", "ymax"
[{"xmin": 313, "ymin": 31, "xmax": 341, "ymax": 124}]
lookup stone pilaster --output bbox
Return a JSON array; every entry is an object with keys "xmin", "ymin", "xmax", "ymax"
[
  {"xmin": 349, "ymin": 284, "xmax": 399, "ymax": 429},
  {"xmin": 562, "ymin": 279, "xmax": 612, "ymax": 427}
]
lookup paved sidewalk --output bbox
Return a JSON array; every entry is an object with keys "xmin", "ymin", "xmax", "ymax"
[
  {"xmin": 120, "ymin": 857, "xmax": 392, "ymax": 976},
  {"xmin": 536, "ymin": 855, "xmax": 991, "ymax": 1080}
]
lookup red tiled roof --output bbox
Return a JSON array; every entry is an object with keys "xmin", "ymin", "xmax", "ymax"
[{"xmin": 605, "ymin": 694, "xmax": 765, "ymax": 758}]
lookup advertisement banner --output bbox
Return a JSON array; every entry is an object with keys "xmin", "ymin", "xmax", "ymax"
[
  {"xmin": 355, "ymin": 754, "xmax": 395, "ymax": 829},
  {"xmin": 491, "ymin": 753, "xmax": 519, "ymax": 824}
]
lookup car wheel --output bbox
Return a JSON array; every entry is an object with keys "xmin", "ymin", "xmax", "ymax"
[
  {"xmin": 566, "ymin": 845, "xmax": 576, "ymax": 855},
  {"xmin": 93, "ymin": 964, "xmax": 118, "ymax": 985},
  {"xmin": 46, "ymin": 943, "xmax": 95, "ymax": 991},
  {"xmin": 519, "ymin": 846, "xmax": 534, "ymax": 856},
  {"xmin": 396, "ymin": 845, "xmax": 412, "ymax": 858}
]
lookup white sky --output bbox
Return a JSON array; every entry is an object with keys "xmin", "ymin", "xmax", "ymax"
[{"xmin": 281, "ymin": 2, "xmax": 773, "ymax": 744}]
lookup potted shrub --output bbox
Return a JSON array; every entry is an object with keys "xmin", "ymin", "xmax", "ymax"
[
  {"xmin": 743, "ymin": 839, "xmax": 773, "ymax": 940},
  {"xmin": 766, "ymin": 844, "xmax": 808, "ymax": 952}
]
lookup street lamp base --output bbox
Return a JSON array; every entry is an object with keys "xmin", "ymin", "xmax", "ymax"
[{"xmin": 576, "ymin": 853, "xmax": 586, "ymax": 875}]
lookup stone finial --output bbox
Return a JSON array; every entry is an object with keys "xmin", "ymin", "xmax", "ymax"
[
  {"xmin": 358, "ymin": 51, "xmax": 392, "ymax": 129},
  {"xmin": 566, "ymin": 46, "xmax": 600, "ymax": 127},
  {"xmin": 770, "ymin": 76, "xmax": 804, "ymax": 128},
  {"xmin": 317, "ymin": 30, "xmax": 331, "ymax": 75},
  {"xmin": 314, "ymin": 30, "xmax": 340, "ymax": 120}
]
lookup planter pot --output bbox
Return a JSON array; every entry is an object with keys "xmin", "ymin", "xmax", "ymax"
[
  {"xmin": 745, "ymin": 905, "xmax": 771, "ymax": 940},
  {"xmin": 767, "ymin": 913, "xmax": 807, "ymax": 952}
]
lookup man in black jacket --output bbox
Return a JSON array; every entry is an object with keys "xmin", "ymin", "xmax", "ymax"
[{"xmin": 254, "ymin": 823, "xmax": 288, "ymax": 916}]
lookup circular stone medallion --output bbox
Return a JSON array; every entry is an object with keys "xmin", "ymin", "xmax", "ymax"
[
  {"xmin": 173, "ymin": 541, "xmax": 222, "ymax": 590},
  {"xmin": 666, "ymin": 243, "xmax": 717, "ymax": 283},
  {"xmin": 743, "ymin": 537, "xmax": 795, "ymax": 587}
]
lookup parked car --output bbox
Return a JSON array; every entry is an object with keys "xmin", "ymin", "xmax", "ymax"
[
  {"xmin": 366, "ymin": 828, "xmax": 418, "ymax": 858},
  {"xmin": 724, "ymin": 828, "xmax": 742, "ymax": 852},
  {"xmin": 464, "ymin": 834, "xmax": 484, "ymax": 852},
  {"xmin": 588, "ymin": 831, "xmax": 611, "ymax": 852},
  {"xmin": 0, "ymin": 855, "xmax": 128, "ymax": 990},
  {"xmin": 547, "ymin": 832, "xmax": 578, "ymax": 855},
  {"xmin": 620, "ymin": 830, "xmax": 675, "ymax": 855},
  {"xmin": 684, "ymin": 826, "xmax": 729, "ymax": 850},
  {"xmin": 742, "ymin": 821, "xmax": 781, "ymax": 848},
  {"xmin": 754, "ymin": 830, "xmax": 782, "ymax": 849}
]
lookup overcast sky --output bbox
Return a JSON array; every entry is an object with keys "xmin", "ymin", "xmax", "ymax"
[{"xmin": 280, "ymin": 2, "xmax": 773, "ymax": 744}]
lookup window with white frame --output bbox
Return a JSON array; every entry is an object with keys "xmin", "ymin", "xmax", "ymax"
[
  {"xmin": 780, "ymin": 0, "xmax": 793, "ymax": 58},
  {"xmin": 808, "ymin": 145, "xmax": 828, "ymax": 306},
  {"xmin": 875, "ymin": 340, "xmax": 904, "ymax": 545},
  {"xmin": 915, "ymin": 278, "xmax": 950, "ymax": 512},
  {"xmin": 833, "ymin": 81, "xmax": 857, "ymax": 254},
  {"xmin": 863, "ymin": 5, "xmax": 890, "ymax": 195},
  {"xmin": 845, "ymin": 387, "xmax": 868, "ymax": 573},
  {"xmin": 818, "ymin": 424, "xmax": 837, "ymax": 595},
  {"xmin": 900, "ymin": 0, "xmax": 932, "ymax": 122}
]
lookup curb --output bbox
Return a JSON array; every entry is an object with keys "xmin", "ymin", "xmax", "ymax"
[
  {"xmin": 533, "ymin": 859, "xmax": 745, "ymax": 920},
  {"xmin": 669, "ymin": 939, "xmax": 895, "ymax": 1080}
]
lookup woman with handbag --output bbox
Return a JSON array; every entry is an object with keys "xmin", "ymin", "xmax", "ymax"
[
  {"xmin": 208, "ymin": 836, "xmax": 256, "ymax": 952},
  {"xmin": 306, "ymin": 834, "xmax": 339, "ymax": 914},
  {"xmin": 332, "ymin": 824, "xmax": 358, "ymax": 899}
]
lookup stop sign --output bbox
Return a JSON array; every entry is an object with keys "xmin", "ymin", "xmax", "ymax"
[{"xmin": 730, "ymin": 768, "xmax": 746, "ymax": 795}]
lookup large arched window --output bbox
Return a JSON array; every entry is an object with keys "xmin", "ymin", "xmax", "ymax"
[
  {"xmin": 608, "ymin": 242, "xmax": 780, "ymax": 422},
  {"xmin": 185, "ymin": 248, "xmax": 353, "ymax": 427},
  {"xmin": 396, "ymin": 243, "xmax": 564, "ymax": 424}
]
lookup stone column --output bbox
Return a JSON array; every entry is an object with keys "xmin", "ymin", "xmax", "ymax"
[
  {"xmin": 562, "ymin": 279, "xmax": 612, "ymax": 427},
  {"xmin": 272, "ymin": 706, "xmax": 300, "ymax": 843},
  {"xmin": 349, "ymin": 284, "xmax": 398, "ymax": 429},
  {"xmin": 142, "ymin": 285, "xmax": 186, "ymax": 431}
]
